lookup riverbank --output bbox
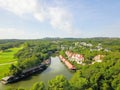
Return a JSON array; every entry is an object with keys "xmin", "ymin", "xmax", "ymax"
[
  {"xmin": 1, "ymin": 58, "xmax": 51, "ymax": 84},
  {"xmin": 0, "ymin": 57, "xmax": 73, "ymax": 90},
  {"xmin": 59, "ymin": 55, "xmax": 76, "ymax": 70},
  {"xmin": 0, "ymin": 47, "xmax": 23, "ymax": 80}
]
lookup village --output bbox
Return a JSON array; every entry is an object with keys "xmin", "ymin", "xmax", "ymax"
[{"xmin": 61, "ymin": 41, "xmax": 109, "ymax": 64}]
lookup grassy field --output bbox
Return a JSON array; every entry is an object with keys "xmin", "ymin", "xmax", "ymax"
[
  {"xmin": 0, "ymin": 47, "xmax": 22, "ymax": 79},
  {"xmin": 0, "ymin": 64, "xmax": 11, "ymax": 80},
  {"xmin": 0, "ymin": 47, "xmax": 22, "ymax": 64}
]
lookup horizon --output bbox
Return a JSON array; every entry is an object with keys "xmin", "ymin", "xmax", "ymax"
[
  {"xmin": 0, "ymin": 37, "xmax": 120, "ymax": 40},
  {"xmin": 0, "ymin": 0, "xmax": 120, "ymax": 39}
]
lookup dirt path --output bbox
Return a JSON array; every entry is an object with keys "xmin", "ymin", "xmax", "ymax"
[{"xmin": 0, "ymin": 61, "xmax": 17, "ymax": 66}]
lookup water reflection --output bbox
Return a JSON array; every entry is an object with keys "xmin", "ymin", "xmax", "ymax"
[{"xmin": 0, "ymin": 56, "xmax": 73, "ymax": 90}]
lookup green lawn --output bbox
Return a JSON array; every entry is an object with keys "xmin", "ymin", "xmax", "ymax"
[
  {"xmin": 0, "ymin": 64, "xmax": 11, "ymax": 79},
  {"xmin": 0, "ymin": 47, "xmax": 22, "ymax": 64},
  {"xmin": 0, "ymin": 47, "xmax": 22, "ymax": 79}
]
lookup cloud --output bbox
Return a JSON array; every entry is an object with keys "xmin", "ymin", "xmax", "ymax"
[
  {"xmin": 48, "ymin": 7, "xmax": 72, "ymax": 32},
  {"xmin": 0, "ymin": 0, "xmax": 37, "ymax": 16},
  {"xmin": 34, "ymin": 6, "xmax": 80, "ymax": 36},
  {"xmin": 0, "ymin": 0, "xmax": 80, "ymax": 38},
  {"xmin": 0, "ymin": 28, "xmax": 41, "ymax": 39},
  {"xmin": 34, "ymin": 12, "xmax": 45, "ymax": 22}
]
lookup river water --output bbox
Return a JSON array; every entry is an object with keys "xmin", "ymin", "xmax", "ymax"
[{"xmin": 0, "ymin": 57, "xmax": 73, "ymax": 90}]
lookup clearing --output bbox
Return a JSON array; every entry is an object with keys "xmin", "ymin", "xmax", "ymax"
[
  {"xmin": 0, "ymin": 47, "xmax": 22, "ymax": 64},
  {"xmin": 0, "ymin": 47, "xmax": 22, "ymax": 79}
]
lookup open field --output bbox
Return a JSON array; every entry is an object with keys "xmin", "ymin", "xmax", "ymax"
[
  {"xmin": 0, "ymin": 64, "xmax": 11, "ymax": 80},
  {"xmin": 0, "ymin": 47, "xmax": 22, "ymax": 64},
  {"xmin": 0, "ymin": 47, "xmax": 22, "ymax": 79}
]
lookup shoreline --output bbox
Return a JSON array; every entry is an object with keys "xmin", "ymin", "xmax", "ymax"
[
  {"xmin": 1, "ymin": 58, "xmax": 51, "ymax": 84},
  {"xmin": 59, "ymin": 55, "xmax": 76, "ymax": 70}
]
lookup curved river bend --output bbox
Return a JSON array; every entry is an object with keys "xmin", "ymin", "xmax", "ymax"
[{"xmin": 0, "ymin": 57, "xmax": 73, "ymax": 90}]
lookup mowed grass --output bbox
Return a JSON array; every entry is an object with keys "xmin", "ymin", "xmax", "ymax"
[
  {"xmin": 0, "ymin": 47, "xmax": 22, "ymax": 79},
  {"xmin": 0, "ymin": 47, "xmax": 22, "ymax": 64},
  {"xmin": 0, "ymin": 64, "xmax": 11, "ymax": 79}
]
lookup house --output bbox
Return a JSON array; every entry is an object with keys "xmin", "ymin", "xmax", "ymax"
[
  {"xmin": 104, "ymin": 48, "xmax": 110, "ymax": 52},
  {"xmin": 80, "ymin": 42, "xmax": 87, "ymax": 46},
  {"xmin": 59, "ymin": 55, "xmax": 76, "ymax": 70},
  {"xmin": 86, "ymin": 43, "xmax": 93, "ymax": 47},
  {"xmin": 93, "ymin": 55, "xmax": 104, "ymax": 62},
  {"xmin": 65, "ymin": 51, "xmax": 84, "ymax": 64}
]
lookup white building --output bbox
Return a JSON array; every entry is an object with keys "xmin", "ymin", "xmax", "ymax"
[{"xmin": 65, "ymin": 51, "xmax": 84, "ymax": 64}]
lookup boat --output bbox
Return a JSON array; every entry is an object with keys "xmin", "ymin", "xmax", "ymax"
[{"xmin": 1, "ymin": 59, "xmax": 51, "ymax": 84}]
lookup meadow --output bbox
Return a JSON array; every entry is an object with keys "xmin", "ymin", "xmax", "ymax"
[{"xmin": 0, "ymin": 47, "xmax": 22, "ymax": 79}]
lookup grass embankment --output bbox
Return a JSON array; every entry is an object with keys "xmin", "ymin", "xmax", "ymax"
[{"xmin": 0, "ymin": 47, "xmax": 22, "ymax": 80}]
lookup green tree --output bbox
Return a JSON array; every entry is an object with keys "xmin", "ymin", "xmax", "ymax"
[
  {"xmin": 48, "ymin": 75, "xmax": 70, "ymax": 90},
  {"xmin": 112, "ymin": 74, "xmax": 120, "ymax": 90},
  {"xmin": 9, "ymin": 64, "xmax": 19, "ymax": 75},
  {"xmin": 31, "ymin": 81, "xmax": 45, "ymax": 90},
  {"xmin": 70, "ymin": 70, "xmax": 88, "ymax": 90}
]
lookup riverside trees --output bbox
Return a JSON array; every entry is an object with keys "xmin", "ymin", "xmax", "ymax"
[
  {"xmin": 1, "ymin": 38, "xmax": 120, "ymax": 90},
  {"xmin": 8, "ymin": 40, "xmax": 58, "ymax": 76},
  {"xmin": 48, "ymin": 75, "xmax": 70, "ymax": 90}
]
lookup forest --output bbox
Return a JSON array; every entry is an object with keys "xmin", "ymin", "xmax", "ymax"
[{"xmin": 0, "ymin": 38, "xmax": 120, "ymax": 90}]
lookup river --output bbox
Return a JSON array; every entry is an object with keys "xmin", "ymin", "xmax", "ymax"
[{"xmin": 0, "ymin": 56, "xmax": 73, "ymax": 90}]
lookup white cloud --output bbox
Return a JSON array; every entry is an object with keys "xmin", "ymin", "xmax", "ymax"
[
  {"xmin": 0, "ymin": 0, "xmax": 81, "ymax": 38},
  {"xmin": 33, "ymin": 5, "xmax": 76, "ymax": 35},
  {"xmin": 48, "ymin": 7, "xmax": 72, "ymax": 32},
  {"xmin": 33, "ymin": 5, "xmax": 48, "ymax": 22},
  {"xmin": 0, "ymin": 28, "xmax": 41, "ymax": 39},
  {"xmin": 34, "ymin": 12, "xmax": 45, "ymax": 22},
  {"xmin": 0, "ymin": 0, "xmax": 37, "ymax": 16}
]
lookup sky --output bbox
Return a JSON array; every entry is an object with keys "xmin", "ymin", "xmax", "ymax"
[{"xmin": 0, "ymin": 0, "xmax": 120, "ymax": 39}]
